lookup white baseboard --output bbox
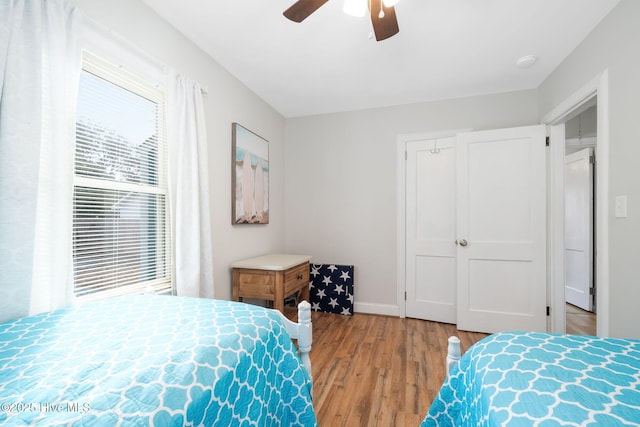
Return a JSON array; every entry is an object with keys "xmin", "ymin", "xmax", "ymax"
[{"xmin": 353, "ymin": 302, "xmax": 400, "ymax": 317}]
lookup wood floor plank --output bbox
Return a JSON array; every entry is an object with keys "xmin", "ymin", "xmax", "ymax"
[
  {"xmin": 282, "ymin": 303, "xmax": 593, "ymax": 426},
  {"xmin": 298, "ymin": 311, "xmax": 488, "ymax": 426},
  {"xmin": 566, "ymin": 303, "xmax": 596, "ymax": 335}
]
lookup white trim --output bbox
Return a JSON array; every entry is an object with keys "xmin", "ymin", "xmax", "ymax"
[
  {"xmin": 541, "ymin": 73, "xmax": 600, "ymax": 125},
  {"xmin": 81, "ymin": 16, "xmax": 165, "ymax": 87},
  {"xmin": 396, "ymin": 129, "xmax": 471, "ymax": 319},
  {"xmin": 396, "ymin": 136, "xmax": 406, "ymax": 318},
  {"xmin": 74, "ymin": 176, "xmax": 167, "ymax": 195},
  {"xmin": 542, "ymin": 70, "xmax": 610, "ymax": 337},
  {"xmin": 548, "ymin": 124, "xmax": 566, "ymax": 333},
  {"xmin": 81, "ymin": 17, "xmax": 208, "ymax": 95},
  {"xmin": 354, "ymin": 302, "xmax": 400, "ymax": 317}
]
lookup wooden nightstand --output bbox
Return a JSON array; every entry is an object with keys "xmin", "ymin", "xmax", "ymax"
[{"xmin": 231, "ymin": 254, "xmax": 312, "ymax": 313}]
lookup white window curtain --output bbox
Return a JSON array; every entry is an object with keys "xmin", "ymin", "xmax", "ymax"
[
  {"xmin": 0, "ymin": 0, "xmax": 81, "ymax": 322},
  {"xmin": 165, "ymin": 69, "xmax": 214, "ymax": 298}
]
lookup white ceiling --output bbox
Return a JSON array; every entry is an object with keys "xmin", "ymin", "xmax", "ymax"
[{"xmin": 140, "ymin": 0, "xmax": 620, "ymax": 118}]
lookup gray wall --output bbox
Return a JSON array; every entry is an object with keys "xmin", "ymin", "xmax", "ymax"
[
  {"xmin": 285, "ymin": 91, "xmax": 538, "ymax": 313},
  {"xmin": 74, "ymin": 0, "xmax": 288, "ymax": 300},
  {"xmin": 73, "ymin": 0, "xmax": 640, "ymax": 339},
  {"xmin": 538, "ymin": 0, "xmax": 640, "ymax": 339}
]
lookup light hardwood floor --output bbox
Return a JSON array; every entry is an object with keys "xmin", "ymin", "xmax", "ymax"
[
  {"xmin": 285, "ymin": 304, "xmax": 594, "ymax": 426},
  {"xmin": 565, "ymin": 303, "xmax": 596, "ymax": 336},
  {"xmin": 287, "ymin": 309, "xmax": 487, "ymax": 426}
]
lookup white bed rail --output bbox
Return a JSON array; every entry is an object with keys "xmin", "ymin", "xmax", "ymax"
[
  {"xmin": 446, "ymin": 336, "xmax": 461, "ymax": 376},
  {"xmin": 273, "ymin": 301, "xmax": 313, "ymax": 382}
]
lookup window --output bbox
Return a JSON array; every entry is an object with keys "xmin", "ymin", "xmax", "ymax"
[{"xmin": 73, "ymin": 51, "xmax": 171, "ymax": 301}]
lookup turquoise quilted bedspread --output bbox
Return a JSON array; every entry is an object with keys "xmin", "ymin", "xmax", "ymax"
[
  {"xmin": 423, "ymin": 332, "xmax": 640, "ymax": 426},
  {"xmin": 0, "ymin": 295, "xmax": 317, "ymax": 426}
]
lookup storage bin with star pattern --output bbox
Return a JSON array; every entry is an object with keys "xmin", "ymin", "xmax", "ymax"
[{"xmin": 309, "ymin": 263, "xmax": 354, "ymax": 315}]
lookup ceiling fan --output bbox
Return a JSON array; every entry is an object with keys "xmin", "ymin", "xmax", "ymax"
[{"xmin": 283, "ymin": 0, "xmax": 400, "ymax": 41}]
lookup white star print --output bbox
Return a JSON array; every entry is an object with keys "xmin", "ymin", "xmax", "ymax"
[
  {"xmin": 309, "ymin": 264, "xmax": 355, "ymax": 316},
  {"xmin": 310, "ymin": 265, "xmax": 320, "ymax": 277}
]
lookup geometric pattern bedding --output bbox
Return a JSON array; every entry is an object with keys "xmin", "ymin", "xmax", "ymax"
[
  {"xmin": 0, "ymin": 295, "xmax": 317, "ymax": 426},
  {"xmin": 422, "ymin": 332, "xmax": 640, "ymax": 426}
]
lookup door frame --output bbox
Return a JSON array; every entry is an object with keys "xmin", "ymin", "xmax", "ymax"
[
  {"xmin": 542, "ymin": 70, "xmax": 610, "ymax": 336},
  {"xmin": 396, "ymin": 129, "xmax": 470, "ymax": 318}
]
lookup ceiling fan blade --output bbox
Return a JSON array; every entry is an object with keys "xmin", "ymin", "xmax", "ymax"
[
  {"xmin": 283, "ymin": 0, "xmax": 329, "ymax": 23},
  {"xmin": 370, "ymin": 0, "xmax": 399, "ymax": 41}
]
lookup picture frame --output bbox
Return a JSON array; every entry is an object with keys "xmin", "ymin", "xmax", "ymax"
[{"xmin": 231, "ymin": 123, "xmax": 269, "ymax": 224}]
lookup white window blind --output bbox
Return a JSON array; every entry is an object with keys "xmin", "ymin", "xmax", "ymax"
[{"xmin": 73, "ymin": 51, "xmax": 171, "ymax": 301}]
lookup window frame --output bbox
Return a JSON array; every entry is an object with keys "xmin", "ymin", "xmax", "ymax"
[{"xmin": 72, "ymin": 50, "xmax": 172, "ymax": 302}]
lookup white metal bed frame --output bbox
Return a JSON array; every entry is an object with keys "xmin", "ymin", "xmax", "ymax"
[
  {"xmin": 273, "ymin": 300, "xmax": 313, "ymax": 382},
  {"xmin": 446, "ymin": 336, "xmax": 461, "ymax": 376}
]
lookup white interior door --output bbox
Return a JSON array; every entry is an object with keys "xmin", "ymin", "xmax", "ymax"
[
  {"xmin": 564, "ymin": 148, "xmax": 593, "ymax": 311},
  {"xmin": 405, "ymin": 137, "xmax": 456, "ymax": 323},
  {"xmin": 456, "ymin": 125, "xmax": 547, "ymax": 333}
]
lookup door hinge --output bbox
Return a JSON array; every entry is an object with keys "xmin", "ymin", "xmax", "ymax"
[
  {"xmin": 589, "ymin": 287, "xmax": 595, "ymax": 296},
  {"xmin": 590, "ymin": 154, "xmax": 596, "ymax": 164},
  {"xmin": 546, "ymin": 306, "xmax": 550, "ymax": 316},
  {"xmin": 405, "ymin": 150, "xmax": 407, "ymax": 160},
  {"xmin": 545, "ymin": 136, "xmax": 550, "ymax": 147},
  {"xmin": 404, "ymin": 291, "xmax": 407, "ymax": 300}
]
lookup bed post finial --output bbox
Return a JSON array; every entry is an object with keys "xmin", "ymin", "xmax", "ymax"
[
  {"xmin": 446, "ymin": 336, "xmax": 461, "ymax": 376},
  {"xmin": 298, "ymin": 300, "xmax": 311, "ymax": 326},
  {"xmin": 297, "ymin": 300, "xmax": 313, "ymax": 382}
]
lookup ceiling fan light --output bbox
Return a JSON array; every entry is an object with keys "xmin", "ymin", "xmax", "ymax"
[
  {"xmin": 343, "ymin": 0, "xmax": 366, "ymax": 17},
  {"xmin": 382, "ymin": 0, "xmax": 400, "ymax": 7}
]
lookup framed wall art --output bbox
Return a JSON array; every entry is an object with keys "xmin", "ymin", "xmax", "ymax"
[{"xmin": 231, "ymin": 123, "xmax": 269, "ymax": 224}]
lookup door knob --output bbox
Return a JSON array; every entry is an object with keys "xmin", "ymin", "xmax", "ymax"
[{"xmin": 457, "ymin": 239, "xmax": 468, "ymax": 247}]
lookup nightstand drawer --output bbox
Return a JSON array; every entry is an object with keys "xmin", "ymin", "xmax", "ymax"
[
  {"xmin": 238, "ymin": 270, "xmax": 275, "ymax": 300},
  {"xmin": 284, "ymin": 263, "xmax": 309, "ymax": 296}
]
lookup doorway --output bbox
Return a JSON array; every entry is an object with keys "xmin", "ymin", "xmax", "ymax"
[
  {"xmin": 543, "ymin": 70, "xmax": 610, "ymax": 337},
  {"xmin": 564, "ymin": 106, "xmax": 597, "ymax": 335}
]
